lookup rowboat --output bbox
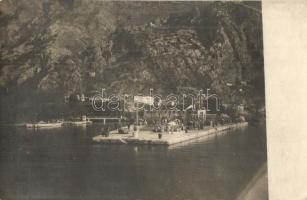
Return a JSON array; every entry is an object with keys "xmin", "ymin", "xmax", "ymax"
[
  {"xmin": 69, "ymin": 120, "xmax": 92, "ymax": 126},
  {"xmin": 26, "ymin": 121, "xmax": 63, "ymax": 129}
]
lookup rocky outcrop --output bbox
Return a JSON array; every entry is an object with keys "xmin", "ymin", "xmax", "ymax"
[{"xmin": 0, "ymin": 1, "xmax": 264, "ymax": 121}]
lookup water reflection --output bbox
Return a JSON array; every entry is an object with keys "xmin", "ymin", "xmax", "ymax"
[{"xmin": 0, "ymin": 124, "xmax": 267, "ymax": 200}]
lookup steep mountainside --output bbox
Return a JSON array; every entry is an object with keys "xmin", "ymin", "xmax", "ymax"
[{"xmin": 0, "ymin": 1, "xmax": 264, "ymax": 121}]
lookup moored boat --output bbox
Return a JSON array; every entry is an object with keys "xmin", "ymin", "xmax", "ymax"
[
  {"xmin": 63, "ymin": 115, "xmax": 93, "ymax": 126},
  {"xmin": 69, "ymin": 120, "xmax": 92, "ymax": 125},
  {"xmin": 26, "ymin": 121, "xmax": 63, "ymax": 129}
]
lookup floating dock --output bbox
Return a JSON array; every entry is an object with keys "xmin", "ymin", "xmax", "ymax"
[{"xmin": 92, "ymin": 122, "xmax": 248, "ymax": 146}]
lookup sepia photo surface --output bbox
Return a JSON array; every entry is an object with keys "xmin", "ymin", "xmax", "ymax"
[{"xmin": 0, "ymin": 1, "xmax": 267, "ymax": 200}]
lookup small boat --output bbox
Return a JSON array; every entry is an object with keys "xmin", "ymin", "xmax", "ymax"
[
  {"xmin": 63, "ymin": 115, "xmax": 93, "ymax": 126},
  {"xmin": 26, "ymin": 121, "xmax": 63, "ymax": 129},
  {"xmin": 70, "ymin": 120, "xmax": 92, "ymax": 126}
]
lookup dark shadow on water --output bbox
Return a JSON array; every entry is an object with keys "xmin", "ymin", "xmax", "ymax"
[{"xmin": 0, "ymin": 124, "xmax": 267, "ymax": 200}]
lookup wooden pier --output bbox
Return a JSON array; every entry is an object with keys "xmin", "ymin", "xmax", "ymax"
[{"xmin": 92, "ymin": 122, "xmax": 248, "ymax": 146}]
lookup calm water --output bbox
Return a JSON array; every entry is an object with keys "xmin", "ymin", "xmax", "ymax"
[{"xmin": 0, "ymin": 124, "xmax": 267, "ymax": 200}]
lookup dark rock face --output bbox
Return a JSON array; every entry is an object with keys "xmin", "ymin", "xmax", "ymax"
[{"xmin": 0, "ymin": 1, "xmax": 264, "ymax": 121}]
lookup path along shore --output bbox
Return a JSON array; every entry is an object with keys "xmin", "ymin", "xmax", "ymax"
[{"xmin": 92, "ymin": 122, "xmax": 248, "ymax": 146}]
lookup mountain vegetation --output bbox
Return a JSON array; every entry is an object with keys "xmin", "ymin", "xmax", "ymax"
[{"xmin": 0, "ymin": 1, "xmax": 264, "ymax": 121}]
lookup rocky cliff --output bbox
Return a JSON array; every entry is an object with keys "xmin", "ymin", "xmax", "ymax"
[{"xmin": 0, "ymin": 1, "xmax": 264, "ymax": 121}]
